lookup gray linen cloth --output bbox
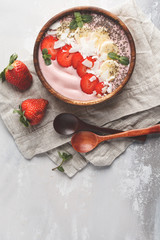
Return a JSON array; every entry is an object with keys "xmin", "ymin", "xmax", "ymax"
[{"xmin": 0, "ymin": 0, "xmax": 160, "ymax": 177}]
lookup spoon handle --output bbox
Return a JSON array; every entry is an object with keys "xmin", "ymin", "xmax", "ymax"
[
  {"xmin": 98, "ymin": 124, "xmax": 160, "ymax": 143},
  {"xmin": 83, "ymin": 122, "xmax": 146, "ymax": 142}
]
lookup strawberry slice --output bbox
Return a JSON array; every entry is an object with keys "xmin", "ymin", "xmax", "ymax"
[
  {"xmin": 95, "ymin": 82, "xmax": 107, "ymax": 96},
  {"xmin": 80, "ymin": 73, "xmax": 99, "ymax": 94},
  {"xmin": 57, "ymin": 45, "xmax": 74, "ymax": 67},
  {"xmin": 41, "ymin": 35, "xmax": 58, "ymax": 60},
  {"xmin": 77, "ymin": 56, "xmax": 95, "ymax": 77},
  {"xmin": 72, "ymin": 52, "xmax": 83, "ymax": 69}
]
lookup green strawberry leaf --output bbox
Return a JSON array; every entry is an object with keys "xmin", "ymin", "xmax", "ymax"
[
  {"xmin": 69, "ymin": 19, "xmax": 78, "ymax": 29},
  {"xmin": 0, "ymin": 68, "xmax": 6, "ymax": 82},
  {"xmin": 13, "ymin": 106, "xmax": 30, "ymax": 127},
  {"xmin": 20, "ymin": 115, "xmax": 30, "ymax": 127},
  {"xmin": 9, "ymin": 53, "xmax": 18, "ymax": 65},
  {"xmin": 7, "ymin": 65, "xmax": 14, "ymax": 70},
  {"xmin": 0, "ymin": 53, "xmax": 18, "ymax": 82},
  {"xmin": 82, "ymin": 14, "xmax": 92, "ymax": 23}
]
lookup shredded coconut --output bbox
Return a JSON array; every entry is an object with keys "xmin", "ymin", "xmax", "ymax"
[
  {"xmin": 50, "ymin": 21, "xmax": 61, "ymax": 30},
  {"xmin": 82, "ymin": 59, "xmax": 93, "ymax": 68},
  {"xmin": 89, "ymin": 76, "xmax": 96, "ymax": 82},
  {"xmin": 54, "ymin": 40, "xmax": 65, "ymax": 49},
  {"xmin": 101, "ymin": 86, "xmax": 107, "ymax": 94}
]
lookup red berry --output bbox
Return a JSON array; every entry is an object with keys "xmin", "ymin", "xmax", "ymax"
[
  {"xmin": 14, "ymin": 98, "xmax": 49, "ymax": 127},
  {"xmin": 57, "ymin": 45, "xmax": 74, "ymax": 67},
  {"xmin": 41, "ymin": 35, "xmax": 58, "ymax": 60},
  {"xmin": 95, "ymin": 82, "xmax": 106, "ymax": 96},
  {"xmin": 3, "ymin": 54, "xmax": 33, "ymax": 91},
  {"xmin": 80, "ymin": 73, "xmax": 99, "ymax": 94},
  {"xmin": 72, "ymin": 52, "xmax": 83, "ymax": 69},
  {"xmin": 77, "ymin": 56, "xmax": 95, "ymax": 77}
]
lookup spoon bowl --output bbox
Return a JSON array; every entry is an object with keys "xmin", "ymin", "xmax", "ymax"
[
  {"xmin": 71, "ymin": 131, "xmax": 98, "ymax": 153},
  {"xmin": 54, "ymin": 113, "xmax": 80, "ymax": 135}
]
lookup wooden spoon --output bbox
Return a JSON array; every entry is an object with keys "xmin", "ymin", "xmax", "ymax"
[
  {"xmin": 71, "ymin": 124, "xmax": 160, "ymax": 153},
  {"xmin": 53, "ymin": 113, "xmax": 146, "ymax": 141}
]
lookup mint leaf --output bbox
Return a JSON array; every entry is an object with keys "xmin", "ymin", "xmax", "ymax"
[
  {"xmin": 69, "ymin": 19, "xmax": 77, "ymax": 29},
  {"xmin": 108, "ymin": 52, "xmax": 119, "ymax": 60},
  {"xmin": 42, "ymin": 48, "xmax": 48, "ymax": 54},
  {"xmin": 74, "ymin": 12, "xmax": 83, "ymax": 26},
  {"xmin": 57, "ymin": 166, "xmax": 64, "ymax": 172},
  {"xmin": 52, "ymin": 151, "xmax": 73, "ymax": 172},
  {"xmin": 74, "ymin": 12, "xmax": 82, "ymax": 19},
  {"xmin": 108, "ymin": 52, "xmax": 129, "ymax": 66},
  {"xmin": 61, "ymin": 152, "xmax": 72, "ymax": 161},
  {"xmin": 82, "ymin": 14, "xmax": 92, "ymax": 23},
  {"xmin": 45, "ymin": 58, "xmax": 51, "ymax": 66},
  {"xmin": 42, "ymin": 48, "xmax": 52, "ymax": 66},
  {"xmin": 77, "ymin": 21, "xmax": 83, "ymax": 28},
  {"xmin": 70, "ymin": 12, "xmax": 93, "ymax": 30},
  {"xmin": 119, "ymin": 56, "xmax": 130, "ymax": 65}
]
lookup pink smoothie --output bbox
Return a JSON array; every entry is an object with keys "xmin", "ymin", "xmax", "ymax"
[{"xmin": 38, "ymin": 49, "xmax": 97, "ymax": 101}]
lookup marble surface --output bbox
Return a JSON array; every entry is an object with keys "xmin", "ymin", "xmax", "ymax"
[{"xmin": 0, "ymin": 0, "xmax": 160, "ymax": 239}]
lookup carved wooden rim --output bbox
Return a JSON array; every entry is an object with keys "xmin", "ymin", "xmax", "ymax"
[{"xmin": 33, "ymin": 6, "xmax": 136, "ymax": 106}]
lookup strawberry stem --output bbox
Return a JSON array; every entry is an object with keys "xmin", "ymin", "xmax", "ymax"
[
  {"xmin": 0, "ymin": 68, "xmax": 6, "ymax": 82},
  {"xmin": 0, "ymin": 53, "xmax": 18, "ymax": 82},
  {"xmin": 13, "ymin": 105, "xmax": 30, "ymax": 127},
  {"xmin": 9, "ymin": 53, "xmax": 18, "ymax": 65}
]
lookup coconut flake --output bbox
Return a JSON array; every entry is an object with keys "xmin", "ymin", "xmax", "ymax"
[
  {"xmin": 92, "ymin": 55, "xmax": 98, "ymax": 59},
  {"xmin": 91, "ymin": 59, "xmax": 100, "ymax": 71},
  {"xmin": 107, "ymin": 83, "xmax": 113, "ymax": 93},
  {"xmin": 108, "ymin": 76, "xmax": 115, "ymax": 82},
  {"xmin": 54, "ymin": 40, "xmax": 65, "ymax": 49},
  {"xmin": 87, "ymin": 69, "xmax": 95, "ymax": 74},
  {"xmin": 50, "ymin": 21, "xmax": 61, "ymax": 30},
  {"xmin": 101, "ymin": 86, "xmax": 108, "ymax": 94},
  {"xmin": 89, "ymin": 76, "xmax": 96, "ymax": 82},
  {"xmin": 82, "ymin": 59, "xmax": 93, "ymax": 68},
  {"xmin": 68, "ymin": 47, "xmax": 77, "ymax": 53},
  {"xmin": 78, "ymin": 37, "xmax": 99, "ymax": 58},
  {"xmin": 99, "ymin": 53, "xmax": 108, "ymax": 62}
]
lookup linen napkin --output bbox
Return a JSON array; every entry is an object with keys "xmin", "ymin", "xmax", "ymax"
[{"xmin": 1, "ymin": 0, "xmax": 160, "ymax": 177}]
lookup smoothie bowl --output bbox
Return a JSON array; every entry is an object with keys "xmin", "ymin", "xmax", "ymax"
[{"xmin": 33, "ymin": 7, "xmax": 136, "ymax": 106}]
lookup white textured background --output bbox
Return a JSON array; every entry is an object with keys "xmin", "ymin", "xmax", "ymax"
[{"xmin": 0, "ymin": 0, "xmax": 160, "ymax": 239}]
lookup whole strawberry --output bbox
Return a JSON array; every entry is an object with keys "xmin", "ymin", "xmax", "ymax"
[
  {"xmin": 0, "ymin": 53, "xmax": 32, "ymax": 91},
  {"xmin": 14, "ymin": 98, "xmax": 49, "ymax": 127}
]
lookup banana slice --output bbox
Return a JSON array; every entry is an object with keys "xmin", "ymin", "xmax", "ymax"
[
  {"xmin": 100, "ymin": 41, "xmax": 118, "ymax": 56},
  {"xmin": 90, "ymin": 30, "xmax": 110, "ymax": 49},
  {"xmin": 74, "ymin": 26, "xmax": 92, "ymax": 43},
  {"xmin": 99, "ymin": 60, "xmax": 119, "ymax": 81}
]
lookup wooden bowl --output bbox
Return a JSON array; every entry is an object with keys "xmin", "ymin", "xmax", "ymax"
[{"xmin": 33, "ymin": 6, "xmax": 136, "ymax": 106}]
